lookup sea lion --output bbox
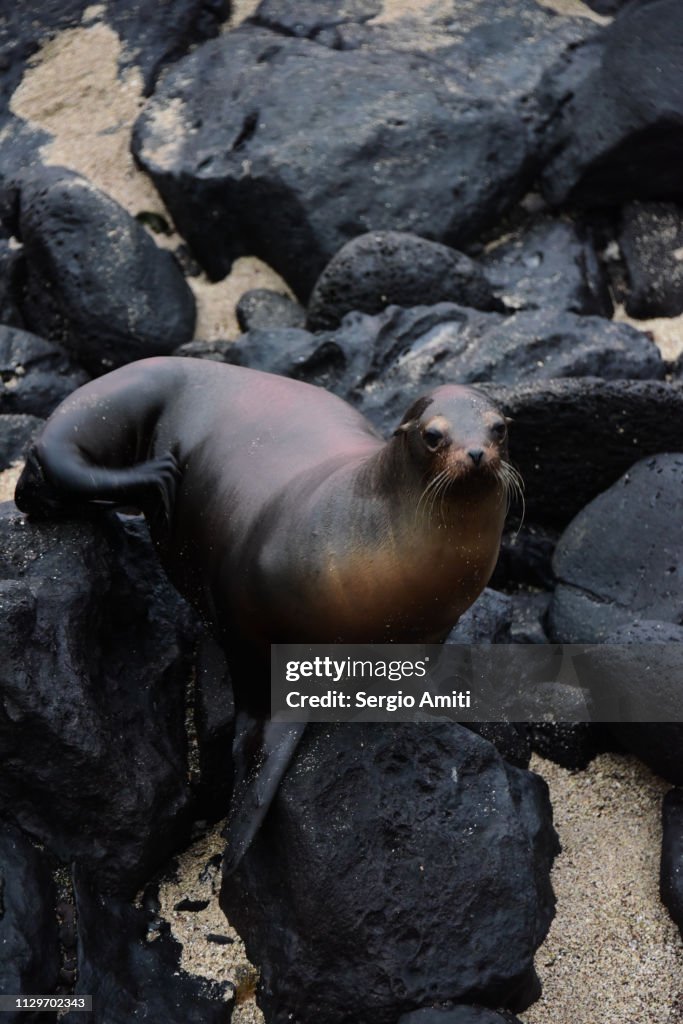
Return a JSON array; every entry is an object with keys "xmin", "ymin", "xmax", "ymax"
[{"xmin": 14, "ymin": 357, "xmax": 518, "ymax": 866}]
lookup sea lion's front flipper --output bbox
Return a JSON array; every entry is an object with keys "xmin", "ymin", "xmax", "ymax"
[{"xmin": 222, "ymin": 714, "xmax": 306, "ymax": 876}]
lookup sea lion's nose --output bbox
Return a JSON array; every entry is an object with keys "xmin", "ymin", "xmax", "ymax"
[{"xmin": 467, "ymin": 448, "xmax": 484, "ymax": 466}]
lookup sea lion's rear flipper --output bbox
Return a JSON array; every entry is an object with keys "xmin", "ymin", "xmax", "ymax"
[
  {"xmin": 222, "ymin": 714, "xmax": 306, "ymax": 875},
  {"xmin": 15, "ymin": 442, "xmax": 180, "ymax": 531}
]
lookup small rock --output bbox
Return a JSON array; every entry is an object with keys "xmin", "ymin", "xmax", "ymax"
[
  {"xmin": 0, "ymin": 323, "xmax": 89, "ymax": 418},
  {"xmin": 619, "ymin": 202, "xmax": 683, "ymax": 318},
  {"xmin": 236, "ymin": 288, "xmax": 307, "ymax": 332},
  {"xmin": 0, "ymin": 413, "xmax": 43, "ymax": 470},
  {"xmin": 307, "ymin": 232, "xmax": 501, "ymax": 332}
]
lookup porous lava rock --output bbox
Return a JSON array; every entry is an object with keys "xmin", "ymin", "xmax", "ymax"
[
  {"xmin": 661, "ymin": 788, "xmax": 683, "ymax": 939},
  {"xmin": 480, "ymin": 218, "xmax": 611, "ymax": 316},
  {"xmin": 306, "ymin": 232, "xmax": 501, "ymax": 331},
  {"xmin": 0, "ymin": 824, "xmax": 60, "ymax": 1017},
  {"xmin": 133, "ymin": 4, "xmax": 597, "ymax": 297},
  {"xmin": 236, "ymin": 288, "xmax": 306, "ymax": 332},
  {"xmin": 9, "ymin": 167, "xmax": 195, "ymax": 374},
  {"xmin": 62, "ymin": 869, "xmax": 233, "ymax": 1024},
  {"xmin": 0, "ymin": 505, "xmax": 199, "ymax": 894},
  {"xmin": 542, "ymin": 0, "xmax": 683, "ymax": 206},
  {"xmin": 618, "ymin": 202, "xmax": 683, "ymax": 319},
  {"xmin": 221, "ymin": 722, "xmax": 558, "ymax": 1024},
  {"xmin": 0, "ymin": 324, "xmax": 88, "ymax": 418},
  {"xmin": 548, "ymin": 456, "xmax": 683, "ymax": 643},
  {"xmin": 483, "ymin": 380, "xmax": 683, "ymax": 528}
]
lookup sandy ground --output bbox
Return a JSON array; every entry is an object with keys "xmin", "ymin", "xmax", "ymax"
[{"xmin": 0, "ymin": 463, "xmax": 24, "ymax": 503}]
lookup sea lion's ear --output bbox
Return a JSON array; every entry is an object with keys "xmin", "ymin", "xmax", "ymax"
[{"xmin": 393, "ymin": 420, "xmax": 415, "ymax": 437}]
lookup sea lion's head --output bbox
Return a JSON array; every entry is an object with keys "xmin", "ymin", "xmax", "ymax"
[{"xmin": 394, "ymin": 385, "xmax": 518, "ymax": 500}]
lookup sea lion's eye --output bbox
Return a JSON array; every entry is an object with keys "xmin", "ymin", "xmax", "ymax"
[
  {"xmin": 423, "ymin": 427, "xmax": 445, "ymax": 450},
  {"xmin": 491, "ymin": 421, "xmax": 507, "ymax": 440}
]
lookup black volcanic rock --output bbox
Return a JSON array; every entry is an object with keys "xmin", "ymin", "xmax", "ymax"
[
  {"xmin": 133, "ymin": 6, "xmax": 597, "ymax": 298},
  {"xmin": 549, "ymin": 457, "xmax": 683, "ymax": 643},
  {"xmin": 347, "ymin": 305, "xmax": 662, "ymax": 432},
  {"xmin": 0, "ymin": 414, "xmax": 43, "ymax": 470},
  {"xmin": 307, "ymin": 232, "xmax": 501, "ymax": 332},
  {"xmin": 62, "ymin": 869, "xmax": 233, "ymax": 1024},
  {"xmin": 0, "ymin": 236, "xmax": 24, "ymax": 327},
  {"xmin": 236, "ymin": 288, "xmax": 306, "ymax": 332},
  {"xmin": 10, "ymin": 168, "xmax": 195, "ymax": 374},
  {"xmin": 483, "ymin": 379, "xmax": 683, "ymax": 528},
  {"xmin": 0, "ymin": 505, "xmax": 200, "ymax": 894},
  {"xmin": 619, "ymin": 202, "xmax": 683, "ymax": 319},
  {"xmin": 252, "ymin": 0, "xmax": 382, "ymax": 39},
  {"xmin": 542, "ymin": 0, "xmax": 683, "ymax": 207},
  {"xmin": 221, "ymin": 722, "xmax": 557, "ymax": 1024},
  {"xmin": 0, "ymin": 324, "xmax": 88, "ymax": 418},
  {"xmin": 661, "ymin": 788, "xmax": 683, "ymax": 939},
  {"xmin": 480, "ymin": 218, "xmax": 612, "ymax": 316},
  {"xmin": 0, "ymin": 824, "xmax": 60, "ymax": 1019}
]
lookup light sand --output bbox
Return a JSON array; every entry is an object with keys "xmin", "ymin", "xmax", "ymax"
[
  {"xmin": 157, "ymin": 823, "xmax": 263, "ymax": 1024},
  {"xmin": 0, "ymin": 463, "xmax": 24, "ymax": 503},
  {"xmin": 523, "ymin": 754, "xmax": 683, "ymax": 1024},
  {"xmin": 613, "ymin": 303, "xmax": 683, "ymax": 363}
]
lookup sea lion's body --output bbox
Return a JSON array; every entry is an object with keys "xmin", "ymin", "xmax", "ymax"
[
  {"xmin": 16, "ymin": 357, "xmax": 509, "ymax": 662},
  {"xmin": 15, "ymin": 357, "xmax": 513, "ymax": 868}
]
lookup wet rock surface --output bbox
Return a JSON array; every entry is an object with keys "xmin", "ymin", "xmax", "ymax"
[
  {"xmin": 222, "ymin": 722, "xmax": 558, "ymax": 1024},
  {"xmin": 133, "ymin": 5, "xmax": 597, "ymax": 297},
  {"xmin": 549, "ymin": 455, "xmax": 683, "ymax": 642},
  {"xmin": 542, "ymin": 0, "xmax": 683, "ymax": 207}
]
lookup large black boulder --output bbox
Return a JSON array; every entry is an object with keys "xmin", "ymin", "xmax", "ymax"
[
  {"xmin": 0, "ymin": 505, "xmax": 200, "ymax": 894},
  {"xmin": 619, "ymin": 202, "xmax": 683, "ymax": 319},
  {"xmin": 542, "ymin": 0, "xmax": 683, "ymax": 206},
  {"xmin": 661, "ymin": 788, "xmax": 683, "ymax": 940},
  {"xmin": 9, "ymin": 167, "xmax": 195, "ymax": 374},
  {"xmin": 62, "ymin": 869, "xmax": 233, "ymax": 1024},
  {"xmin": 133, "ymin": 6, "xmax": 597, "ymax": 298},
  {"xmin": 548, "ymin": 456, "xmax": 683, "ymax": 642},
  {"xmin": 0, "ymin": 824, "xmax": 60, "ymax": 1021},
  {"xmin": 221, "ymin": 723, "xmax": 558, "ymax": 1024},
  {"xmin": 307, "ymin": 232, "xmax": 501, "ymax": 332},
  {"xmin": 0, "ymin": 323, "xmax": 88, "ymax": 418},
  {"xmin": 483, "ymin": 380, "xmax": 683, "ymax": 528}
]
